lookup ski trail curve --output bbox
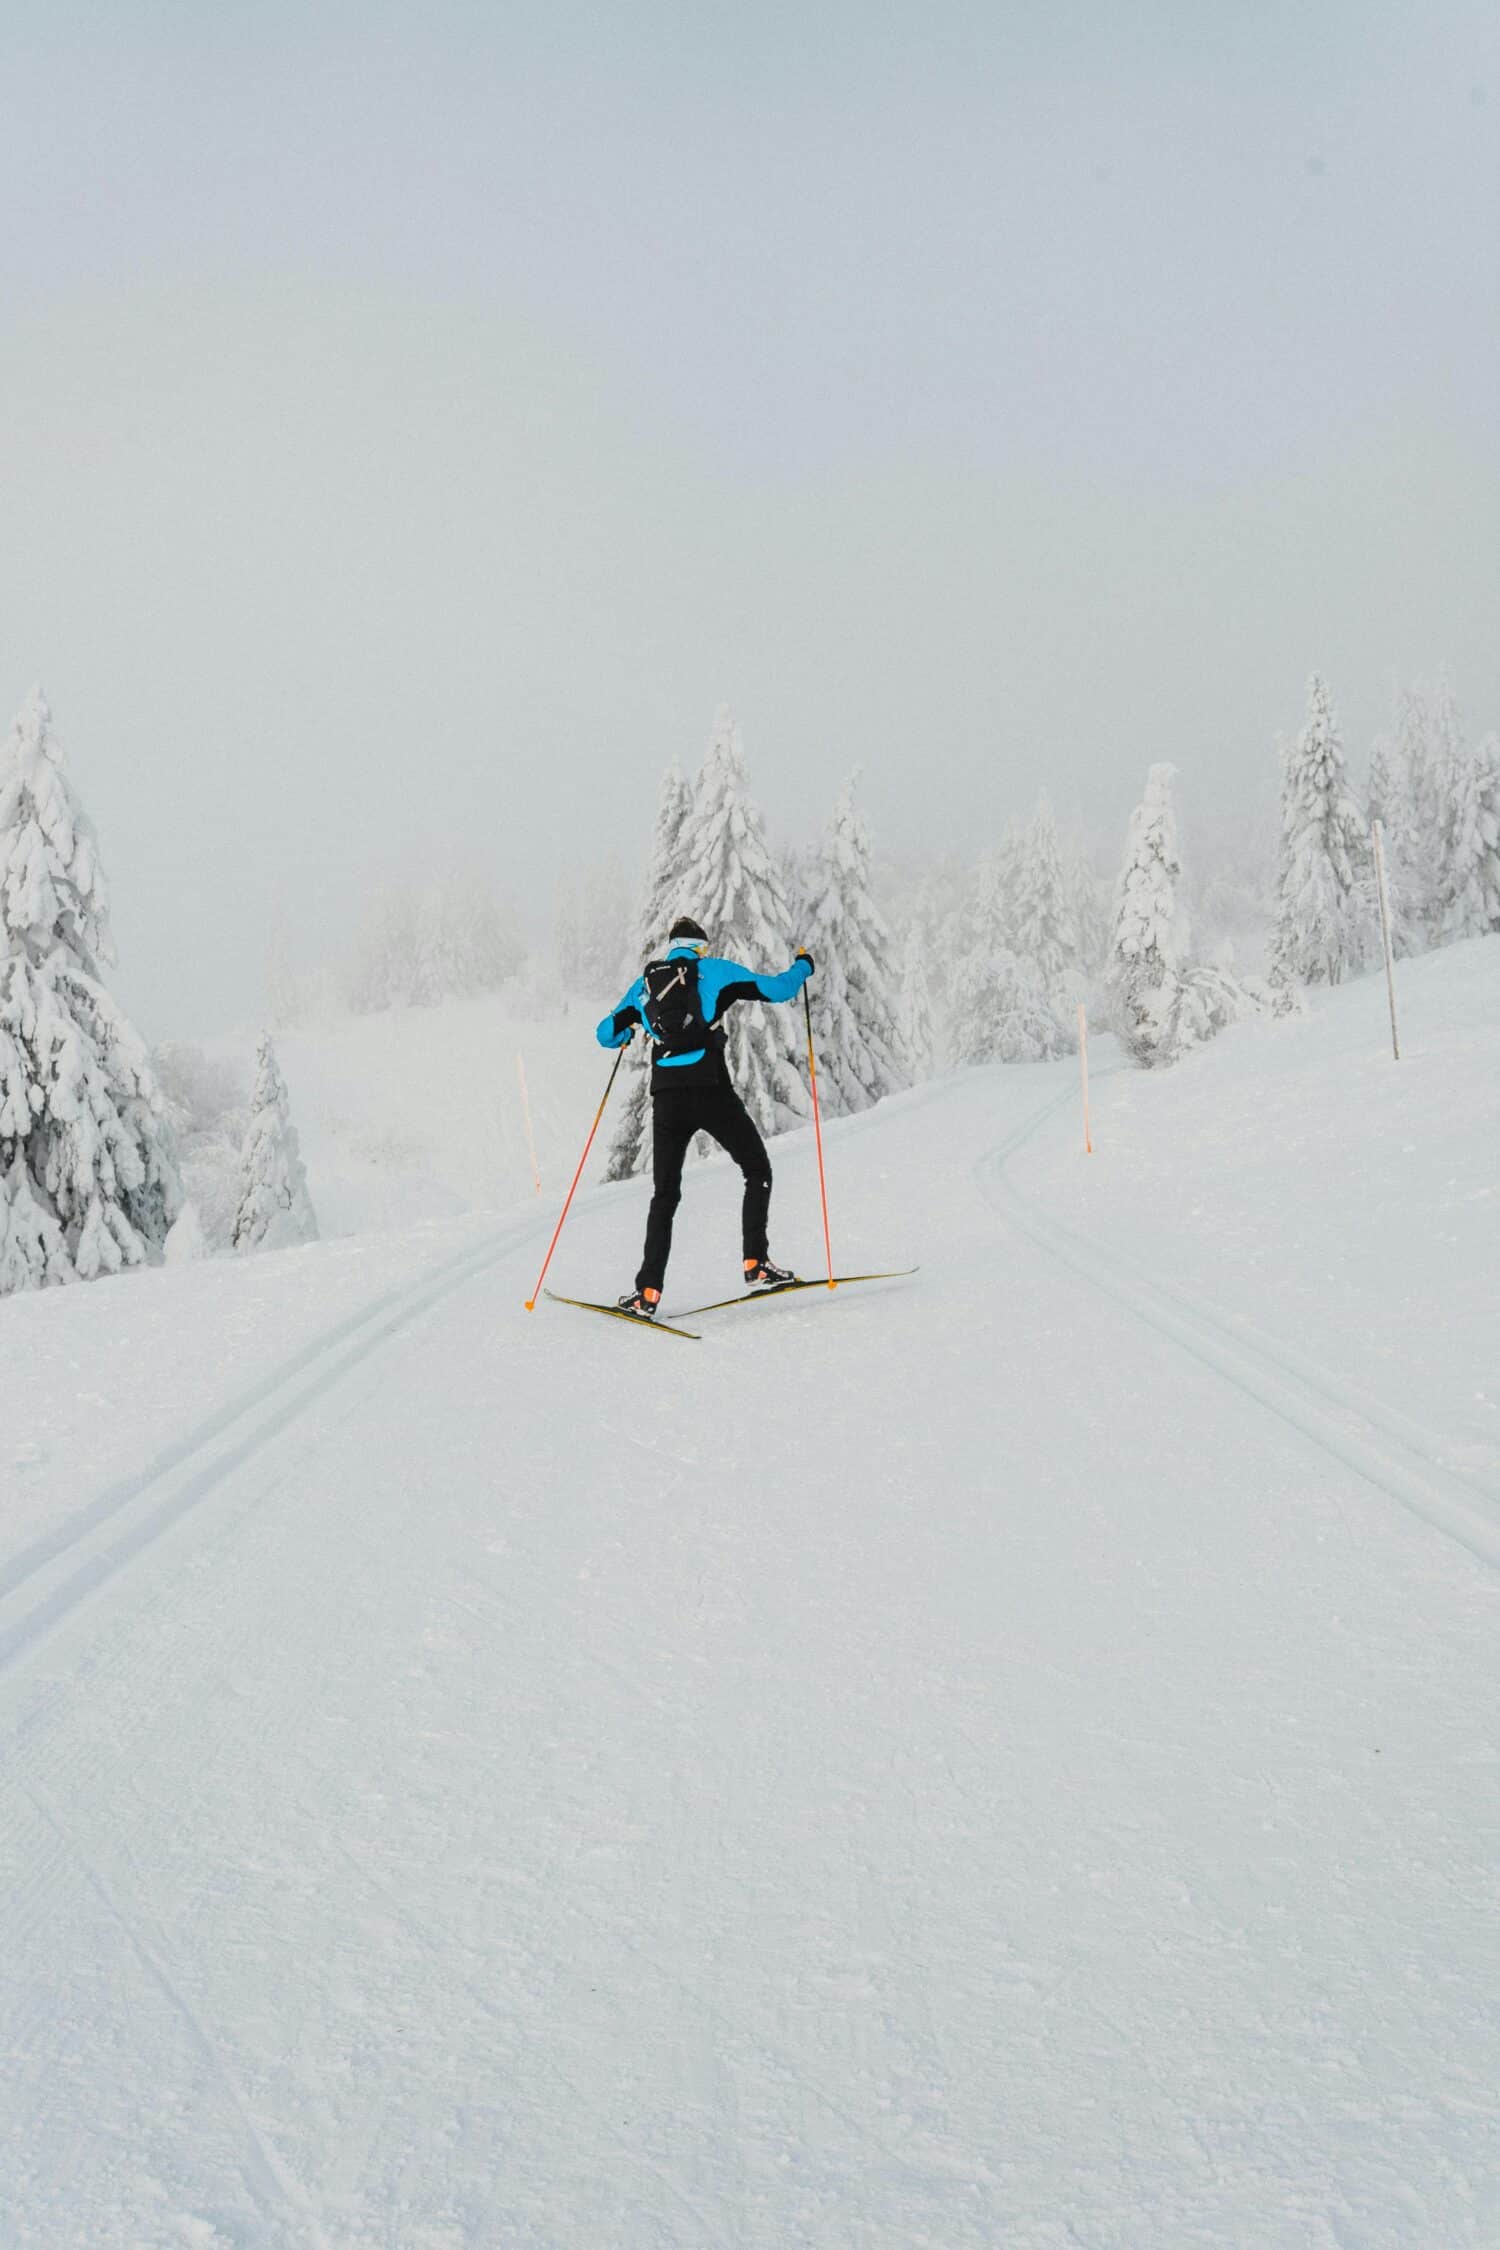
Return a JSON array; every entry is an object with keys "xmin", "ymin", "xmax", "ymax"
[{"xmin": 975, "ymin": 1086, "xmax": 1500, "ymax": 1575}]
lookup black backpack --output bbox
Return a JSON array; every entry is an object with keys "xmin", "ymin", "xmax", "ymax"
[{"xmin": 641, "ymin": 955, "xmax": 719, "ymax": 1056}]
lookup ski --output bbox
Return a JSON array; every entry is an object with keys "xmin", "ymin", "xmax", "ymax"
[
  {"xmin": 543, "ymin": 1290, "xmax": 701, "ymax": 1340},
  {"xmin": 667, "ymin": 1268, "xmax": 918, "ymax": 1318}
]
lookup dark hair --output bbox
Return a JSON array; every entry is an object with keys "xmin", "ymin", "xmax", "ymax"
[{"xmin": 669, "ymin": 916, "xmax": 709, "ymax": 944}]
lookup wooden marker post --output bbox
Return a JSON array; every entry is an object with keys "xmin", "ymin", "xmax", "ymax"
[
  {"xmin": 1372, "ymin": 819, "xmax": 1401, "ymax": 1063},
  {"xmin": 1078, "ymin": 1002, "xmax": 1093, "ymax": 1154}
]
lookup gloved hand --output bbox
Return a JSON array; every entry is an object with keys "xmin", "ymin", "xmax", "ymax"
[{"xmin": 794, "ymin": 948, "xmax": 815, "ymax": 977}]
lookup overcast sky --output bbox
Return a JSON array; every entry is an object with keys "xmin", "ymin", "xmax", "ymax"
[{"xmin": 3, "ymin": 1, "xmax": 1498, "ymax": 1033}]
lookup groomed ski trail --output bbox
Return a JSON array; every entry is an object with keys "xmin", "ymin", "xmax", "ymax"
[{"xmin": 2, "ymin": 1051, "xmax": 1496, "ymax": 2247}]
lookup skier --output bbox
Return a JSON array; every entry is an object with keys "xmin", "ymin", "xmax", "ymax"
[{"xmin": 597, "ymin": 916, "xmax": 814, "ymax": 1318}]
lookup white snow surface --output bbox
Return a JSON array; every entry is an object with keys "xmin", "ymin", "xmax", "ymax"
[{"xmin": 3, "ymin": 942, "xmax": 1498, "ymax": 2247}]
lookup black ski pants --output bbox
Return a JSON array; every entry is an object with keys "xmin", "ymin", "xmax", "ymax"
[{"xmin": 637, "ymin": 1077, "xmax": 772, "ymax": 1295}]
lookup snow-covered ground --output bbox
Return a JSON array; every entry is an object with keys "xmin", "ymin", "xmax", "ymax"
[{"xmin": 3, "ymin": 945, "xmax": 1497, "ymax": 2247}]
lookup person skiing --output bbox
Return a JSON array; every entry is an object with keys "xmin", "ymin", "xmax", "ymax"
[{"xmin": 597, "ymin": 916, "xmax": 814, "ymax": 1318}]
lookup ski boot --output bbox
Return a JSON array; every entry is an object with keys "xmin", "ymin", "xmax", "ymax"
[
  {"xmin": 743, "ymin": 1258, "xmax": 798, "ymax": 1290},
  {"xmin": 616, "ymin": 1288, "xmax": 660, "ymax": 1320}
]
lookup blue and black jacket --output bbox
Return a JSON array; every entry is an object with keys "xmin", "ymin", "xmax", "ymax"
[{"xmin": 597, "ymin": 944, "xmax": 812, "ymax": 1089}]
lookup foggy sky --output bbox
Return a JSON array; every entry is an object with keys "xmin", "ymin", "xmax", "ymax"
[{"xmin": 3, "ymin": 1, "xmax": 1498, "ymax": 1034}]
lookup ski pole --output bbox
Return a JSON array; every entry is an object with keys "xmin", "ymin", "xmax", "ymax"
[
  {"xmin": 803, "ymin": 987, "xmax": 836, "ymax": 1289},
  {"xmin": 523, "ymin": 1043, "xmax": 628, "ymax": 1310}
]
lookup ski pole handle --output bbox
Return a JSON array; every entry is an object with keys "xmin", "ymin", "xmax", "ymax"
[{"xmin": 523, "ymin": 1042, "xmax": 629, "ymax": 1310}]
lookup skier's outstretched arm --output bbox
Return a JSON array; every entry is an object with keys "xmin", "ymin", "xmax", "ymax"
[{"xmin": 697, "ymin": 952, "xmax": 814, "ymax": 1016}]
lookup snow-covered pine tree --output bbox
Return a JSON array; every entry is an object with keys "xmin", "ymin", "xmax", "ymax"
[
  {"xmin": 1107, "ymin": 762, "xmax": 1189, "ymax": 1066},
  {"xmin": 1437, "ymin": 734, "xmax": 1500, "ymax": 942},
  {"xmin": 1366, "ymin": 732, "xmax": 1418, "ymax": 957},
  {"xmin": 0, "ymin": 688, "xmax": 181, "ymax": 1292},
  {"xmin": 1064, "ymin": 836, "xmax": 1110, "ymax": 986},
  {"xmin": 950, "ymin": 850, "xmax": 1067, "ymax": 1065},
  {"xmin": 777, "ymin": 840, "xmax": 814, "ymax": 944},
  {"xmin": 1391, "ymin": 678, "xmax": 1454, "ymax": 944},
  {"xmin": 671, "ymin": 708, "xmax": 809, "ymax": 1138},
  {"xmin": 1268, "ymin": 674, "xmax": 1375, "ymax": 989},
  {"xmin": 604, "ymin": 761, "xmax": 694, "ymax": 1182},
  {"xmin": 1009, "ymin": 792, "xmax": 1081, "ymax": 1024},
  {"xmin": 803, "ymin": 773, "xmax": 906, "ymax": 1114},
  {"xmin": 0, "ymin": 1154, "xmax": 69, "ymax": 1293},
  {"xmin": 897, "ymin": 920, "xmax": 937, "ymax": 1081},
  {"xmin": 232, "ymin": 1034, "xmax": 318, "ymax": 1251}
]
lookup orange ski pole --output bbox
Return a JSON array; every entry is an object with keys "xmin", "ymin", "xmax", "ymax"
[
  {"xmin": 523, "ymin": 1043, "xmax": 628, "ymax": 1309},
  {"xmin": 803, "ymin": 987, "xmax": 836, "ymax": 1288}
]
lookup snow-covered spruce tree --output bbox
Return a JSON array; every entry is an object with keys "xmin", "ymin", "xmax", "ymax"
[
  {"xmin": 803, "ymin": 773, "xmax": 906, "ymax": 1115},
  {"xmin": 1009, "ymin": 793, "xmax": 1081, "ymax": 1023},
  {"xmin": 777, "ymin": 840, "xmax": 814, "ymax": 944},
  {"xmin": 950, "ymin": 944, "xmax": 1065, "ymax": 1065},
  {"xmin": 0, "ymin": 1154, "xmax": 69, "ymax": 1293},
  {"xmin": 1366, "ymin": 732, "xmax": 1419, "ymax": 958},
  {"xmin": 0, "ymin": 688, "xmax": 181, "ymax": 1291},
  {"xmin": 897, "ymin": 920, "xmax": 938, "ymax": 1081},
  {"xmin": 1437, "ymin": 734, "xmax": 1500, "ymax": 942},
  {"xmin": 672, "ymin": 708, "xmax": 809, "ymax": 1137},
  {"xmin": 604, "ymin": 760, "xmax": 694, "ymax": 1182},
  {"xmin": 1107, "ymin": 763, "xmax": 1189, "ymax": 1067},
  {"xmin": 1268, "ymin": 674, "xmax": 1375, "ymax": 989},
  {"xmin": 232, "ymin": 1035, "xmax": 317, "ymax": 1252},
  {"xmin": 1065, "ymin": 837, "xmax": 1110, "ymax": 986},
  {"xmin": 950, "ymin": 851, "xmax": 1067, "ymax": 1065},
  {"xmin": 1389, "ymin": 677, "xmax": 1458, "ymax": 945},
  {"xmin": 1110, "ymin": 764, "xmax": 1267, "ymax": 1065}
]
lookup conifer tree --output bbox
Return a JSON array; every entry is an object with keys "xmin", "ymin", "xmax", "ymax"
[
  {"xmin": 1065, "ymin": 840, "xmax": 1110, "ymax": 985},
  {"xmin": 897, "ymin": 921, "xmax": 937, "ymax": 1081},
  {"xmin": 0, "ymin": 688, "xmax": 181, "ymax": 1292},
  {"xmin": 1437, "ymin": 735, "xmax": 1500, "ymax": 942},
  {"xmin": 804, "ymin": 773, "xmax": 906, "ymax": 1114},
  {"xmin": 0, "ymin": 1154, "xmax": 69, "ymax": 1293},
  {"xmin": 1009, "ymin": 792, "xmax": 1081, "ymax": 1022},
  {"xmin": 950, "ymin": 944, "xmax": 1065, "ymax": 1064},
  {"xmin": 950, "ymin": 852, "xmax": 1067, "ymax": 1064},
  {"xmin": 1108, "ymin": 763, "xmax": 1190, "ymax": 1066},
  {"xmin": 671, "ymin": 709, "xmax": 809, "ymax": 1137},
  {"xmin": 1366, "ymin": 732, "xmax": 1418, "ymax": 957},
  {"xmin": 232, "ymin": 1035, "xmax": 318, "ymax": 1251},
  {"xmin": 1392, "ymin": 678, "xmax": 1453, "ymax": 943},
  {"xmin": 604, "ymin": 761, "xmax": 693, "ymax": 1182},
  {"xmin": 1269, "ymin": 674, "xmax": 1374, "ymax": 988}
]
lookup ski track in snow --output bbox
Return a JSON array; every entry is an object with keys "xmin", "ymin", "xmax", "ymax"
[
  {"xmin": 976, "ymin": 1081, "xmax": 1500, "ymax": 1576},
  {"xmin": 2, "ymin": 1025, "xmax": 1497, "ymax": 2246},
  {"xmin": 0, "ymin": 1211, "xmax": 560, "ymax": 1694}
]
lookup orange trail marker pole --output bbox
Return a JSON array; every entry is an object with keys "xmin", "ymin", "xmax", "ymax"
[
  {"xmin": 1078, "ymin": 1002, "xmax": 1093, "ymax": 1154},
  {"xmin": 523, "ymin": 1044, "xmax": 628, "ymax": 1310},
  {"xmin": 516, "ymin": 1051, "xmax": 542, "ymax": 1194},
  {"xmin": 803, "ymin": 987, "xmax": 836, "ymax": 1287}
]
